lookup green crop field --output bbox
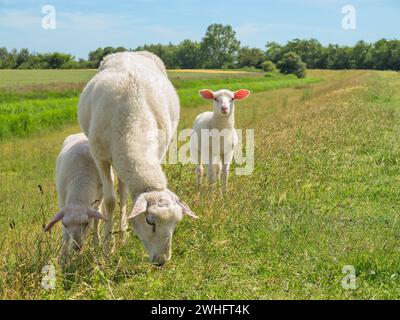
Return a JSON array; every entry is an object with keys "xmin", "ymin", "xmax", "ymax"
[
  {"xmin": 1, "ymin": 69, "xmax": 400, "ymax": 299},
  {"xmin": 0, "ymin": 70, "xmax": 321, "ymax": 140}
]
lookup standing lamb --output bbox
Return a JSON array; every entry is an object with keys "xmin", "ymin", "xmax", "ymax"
[
  {"xmin": 190, "ymin": 89, "xmax": 251, "ymax": 192},
  {"xmin": 78, "ymin": 51, "xmax": 198, "ymax": 266},
  {"xmin": 45, "ymin": 133, "xmax": 106, "ymax": 259}
]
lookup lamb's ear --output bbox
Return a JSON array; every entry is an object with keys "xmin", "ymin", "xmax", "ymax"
[
  {"xmin": 87, "ymin": 208, "xmax": 107, "ymax": 221},
  {"xmin": 44, "ymin": 210, "xmax": 65, "ymax": 232},
  {"xmin": 127, "ymin": 194, "xmax": 148, "ymax": 220},
  {"xmin": 234, "ymin": 89, "xmax": 251, "ymax": 100},
  {"xmin": 199, "ymin": 89, "xmax": 215, "ymax": 100}
]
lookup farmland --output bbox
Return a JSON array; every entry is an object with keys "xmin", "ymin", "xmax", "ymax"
[
  {"xmin": 0, "ymin": 69, "xmax": 400, "ymax": 299},
  {"xmin": 0, "ymin": 70, "xmax": 321, "ymax": 140}
]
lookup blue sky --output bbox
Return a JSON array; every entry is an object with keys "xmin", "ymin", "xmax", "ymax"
[{"xmin": 0, "ymin": 0, "xmax": 399, "ymax": 59}]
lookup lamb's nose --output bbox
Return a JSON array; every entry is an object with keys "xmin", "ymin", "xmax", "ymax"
[{"xmin": 221, "ymin": 107, "xmax": 228, "ymax": 113}]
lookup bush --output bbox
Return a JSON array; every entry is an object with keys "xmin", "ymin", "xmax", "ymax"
[
  {"xmin": 277, "ymin": 52, "xmax": 307, "ymax": 78},
  {"xmin": 261, "ymin": 60, "xmax": 277, "ymax": 72}
]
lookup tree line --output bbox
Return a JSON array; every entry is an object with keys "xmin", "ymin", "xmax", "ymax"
[{"xmin": 1, "ymin": 24, "xmax": 399, "ymax": 71}]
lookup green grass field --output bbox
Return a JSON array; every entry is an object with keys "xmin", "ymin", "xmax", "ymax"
[
  {"xmin": 0, "ymin": 69, "xmax": 400, "ymax": 299},
  {"xmin": 0, "ymin": 70, "xmax": 321, "ymax": 140}
]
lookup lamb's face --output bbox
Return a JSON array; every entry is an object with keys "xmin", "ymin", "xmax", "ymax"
[
  {"xmin": 128, "ymin": 190, "xmax": 198, "ymax": 266},
  {"xmin": 45, "ymin": 205, "xmax": 105, "ymax": 252},
  {"xmin": 199, "ymin": 89, "xmax": 251, "ymax": 116},
  {"xmin": 213, "ymin": 90, "xmax": 235, "ymax": 116},
  {"xmin": 61, "ymin": 206, "xmax": 92, "ymax": 250}
]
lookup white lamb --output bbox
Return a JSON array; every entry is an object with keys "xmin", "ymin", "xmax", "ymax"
[
  {"xmin": 190, "ymin": 89, "xmax": 251, "ymax": 192},
  {"xmin": 45, "ymin": 133, "xmax": 106, "ymax": 259},
  {"xmin": 78, "ymin": 51, "xmax": 198, "ymax": 266}
]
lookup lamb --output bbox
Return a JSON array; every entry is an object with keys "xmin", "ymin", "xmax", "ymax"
[
  {"xmin": 190, "ymin": 89, "xmax": 251, "ymax": 192},
  {"xmin": 45, "ymin": 133, "xmax": 106, "ymax": 259},
  {"xmin": 78, "ymin": 51, "xmax": 198, "ymax": 266}
]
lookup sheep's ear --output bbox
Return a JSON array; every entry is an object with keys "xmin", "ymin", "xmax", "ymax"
[
  {"xmin": 199, "ymin": 89, "xmax": 215, "ymax": 100},
  {"xmin": 234, "ymin": 89, "xmax": 251, "ymax": 100},
  {"xmin": 44, "ymin": 210, "xmax": 65, "ymax": 232},
  {"xmin": 127, "ymin": 194, "xmax": 148, "ymax": 220},
  {"xmin": 166, "ymin": 190, "xmax": 199, "ymax": 219},
  {"xmin": 87, "ymin": 208, "xmax": 107, "ymax": 221},
  {"xmin": 178, "ymin": 199, "xmax": 198, "ymax": 219}
]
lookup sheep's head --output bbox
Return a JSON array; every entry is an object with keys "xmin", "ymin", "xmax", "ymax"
[
  {"xmin": 128, "ymin": 190, "xmax": 198, "ymax": 266},
  {"xmin": 199, "ymin": 89, "xmax": 251, "ymax": 116},
  {"xmin": 45, "ymin": 205, "xmax": 106, "ymax": 251}
]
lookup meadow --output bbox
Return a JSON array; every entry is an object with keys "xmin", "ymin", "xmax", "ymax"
[
  {"xmin": 0, "ymin": 68, "xmax": 400, "ymax": 299},
  {"xmin": 0, "ymin": 69, "xmax": 320, "ymax": 140}
]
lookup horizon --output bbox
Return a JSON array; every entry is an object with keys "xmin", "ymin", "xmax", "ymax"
[{"xmin": 1, "ymin": 0, "xmax": 399, "ymax": 59}]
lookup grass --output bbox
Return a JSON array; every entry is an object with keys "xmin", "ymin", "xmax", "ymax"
[
  {"xmin": 0, "ymin": 69, "xmax": 262, "ymax": 87},
  {"xmin": 0, "ymin": 69, "xmax": 400, "ymax": 299},
  {"xmin": 0, "ymin": 71, "xmax": 321, "ymax": 139}
]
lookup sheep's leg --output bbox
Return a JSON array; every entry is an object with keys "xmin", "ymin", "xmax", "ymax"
[
  {"xmin": 92, "ymin": 202, "xmax": 104, "ymax": 246},
  {"xmin": 118, "ymin": 178, "xmax": 128, "ymax": 241},
  {"xmin": 95, "ymin": 160, "xmax": 116, "ymax": 250}
]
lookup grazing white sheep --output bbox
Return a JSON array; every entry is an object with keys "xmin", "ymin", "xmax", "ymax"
[
  {"xmin": 45, "ymin": 133, "xmax": 106, "ymax": 259},
  {"xmin": 78, "ymin": 51, "xmax": 198, "ymax": 266},
  {"xmin": 190, "ymin": 89, "xmax": 251, "ymax": 192}
]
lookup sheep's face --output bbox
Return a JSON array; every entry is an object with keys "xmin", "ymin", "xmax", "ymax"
[
  {"xmin": 45, "ymin": 205, "xmax": 105, "ymax": 251},
  {"xmin": 199, "ymin": 89, "xmax": 251, "ymax": 117},
  {"xmin": 128, "ymin": 190, "xmax": 198, "ymax": 266}
]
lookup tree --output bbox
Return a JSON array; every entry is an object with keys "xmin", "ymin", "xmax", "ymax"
[
  {"xmin": 42, "ymin": 52, "xmax": 73, "ymax": 69},
  {"xmin": 261, "ymin": 60, "xmax": 277, "ymax": 72},
  {"xmin": 88, "ymin": 46, "xmax": 127, "ymax": 68},
  {"xmin": 351, "ymin": 40, "xmax": 371, "ymax": 69},
  {"xmin": 265, "ymin": 41, "xmax": 284, "ymax": 64},
  {"xmin": 326, "ymin": 45, "xmax": 352, "ymax": 70},
  {"xmin": 277, "ymin": 52, "xmax": 306, "ymax": 78},
  {"xmin": 175, "ymin": 40, "xmax": 202, "ymax": 69},
  {"xmin": 237, "ymin": 47, "xmax": 265, "ymax": 69},
  {"xmin": 200, "ymin": 24, "xmax": 240, "ymax": 69},
  {"xmin": 15, "ymin": 48, "xmax": 30, "ymax": 68}
]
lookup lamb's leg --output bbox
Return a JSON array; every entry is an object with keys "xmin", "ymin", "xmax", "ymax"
[
  {"xmin": 118, "ymin": 178, "xmax": 128, "ymax": 241},
  {"xmin": 222, "ymin": 151, "xmax": 234, "ymax": 194},
  {"xmin": 195, "ymin": 164, "xmax": 204, "ymax": 187},
  {"xmin": 95, "ymin": 160, "xmax": 116, "ymax": 250},
  {"xmin": 206, "ymin": 160, "xmax": 221, "ymax": 186},
  {"xmin": 221, "ymin": 163, "xmax": 231, "ymax": 194}
]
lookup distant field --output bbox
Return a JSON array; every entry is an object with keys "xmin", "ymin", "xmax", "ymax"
[
  {"xmin": 1, "ymin": 70, "xmax": 400, "ymax": 299},
  {"xmin": 0, "ymin": 69, "xmax": 262, "ymax": 87},
  {"xmin": 0, "ymin": 70, "xmax": 322, "ymax": 139}
]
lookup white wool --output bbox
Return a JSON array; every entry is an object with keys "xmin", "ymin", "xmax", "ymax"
[
  {"xmin": 78, "ymin": 51, "xmax": 179, "ymax": 195},
  {"xmin": 54, "ymin": 133, "xmax": 104, "ymax": 258},
  {"xmin": 77, "ymin": 51, "xmax": 197, "ymax": 265},
  {"xmin": 190, "ymin": 89, "xmax": 245, "ymax": 192},
  {"xmin": 56, "ymin": 133, "xmax": 103, "ymax": 208}
]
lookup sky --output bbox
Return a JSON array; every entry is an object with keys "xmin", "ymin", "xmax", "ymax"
[{"xmin": 0, "ymin": 0, "xmax": 399, "ymax": 59}]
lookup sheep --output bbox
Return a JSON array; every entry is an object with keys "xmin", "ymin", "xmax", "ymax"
[
  {"xmin": 45, "ymin": 133, "xmax": 106, "ymax": 259},
  {"xmin": 190, "ymin": 89, "xmax": 251, "ymax": 192},
  {"xmin": 78, "ymin": 51, "xmax": 198, "ymax": 266}
]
